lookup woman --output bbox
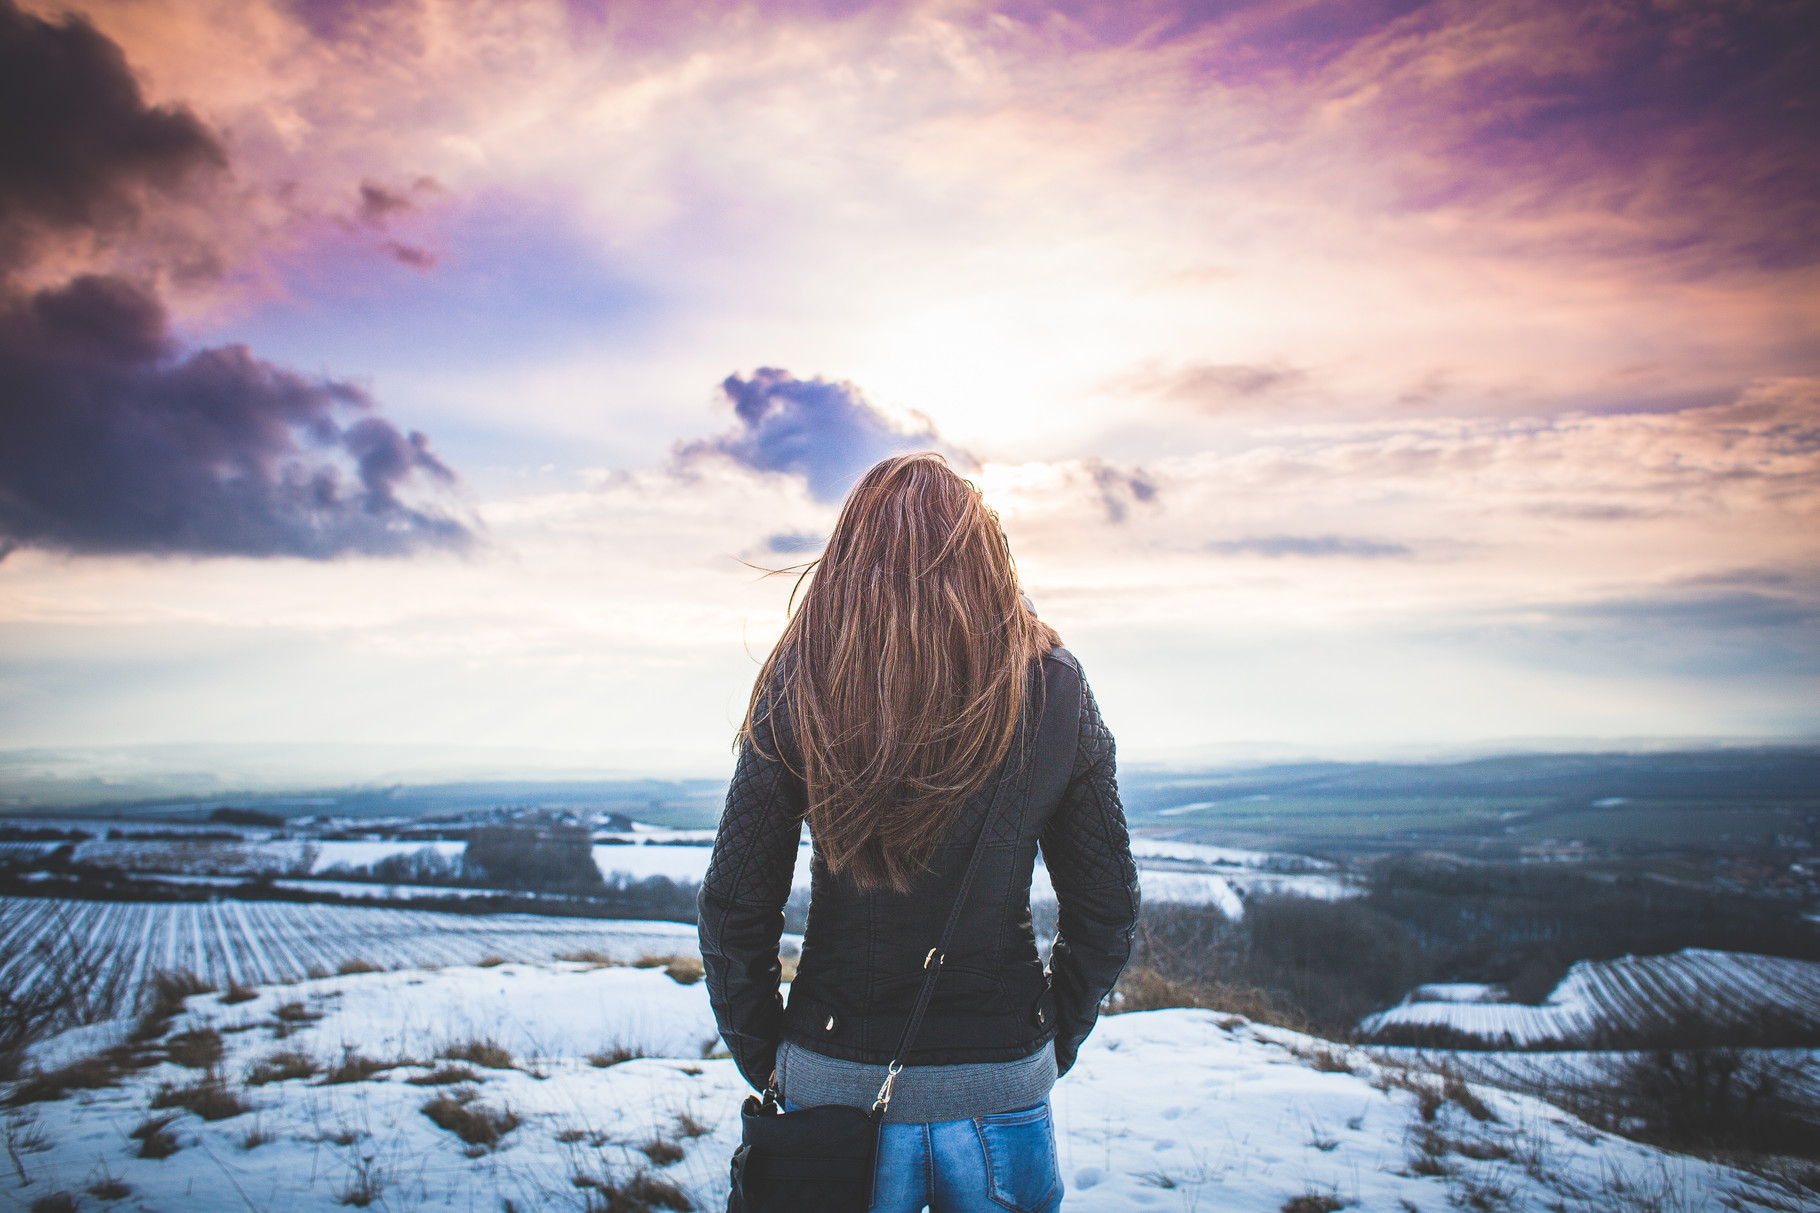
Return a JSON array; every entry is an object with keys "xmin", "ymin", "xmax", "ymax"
[{"xmin": 699, "ymin": 453, "xmax": 1139, "ymax": 1213}]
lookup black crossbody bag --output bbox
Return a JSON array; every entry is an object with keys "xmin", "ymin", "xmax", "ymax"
[{"xmin": 724, "ymin": 808, "xmax": 992, "ymax": 1213}]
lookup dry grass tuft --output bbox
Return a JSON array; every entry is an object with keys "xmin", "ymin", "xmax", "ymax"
[
  {"xmin": 219, "ymin": 983, "xmax": 258, "ymax": 1005},
  {"xmin": 150, "ymin": 1078, "xmax": 248, "ymax": 1120},
  {"xmin": 421, "ymin": 1087, "xmax": 520, "ymax": 1150},
  {"xmin": 29, "ymin": 1192, "xmax": 78, "ymax": 1213},
  {"xmin": 165, "ymin": 1028, "xmax": 224, "ymax": 1069},
  {"xmin": 639, "ymin": 1136, "xmax": 685, "ymax": 1165},
  {"xmin": 673, "ymin": 1111, "xmax": 711, "ymax": 1138},
  {"xmin": 572, "ymin": 1169, "xmax": 694, "ymax": 1211},
  {"xmin": 440, "ymin": 1038, "xmax": 514, "ymax": 1070},
  {"xmin": 240, "ymin": 1123, "xmax": 275, "ymax": 1150},
  {"xmin": 1442, "ymin": 1071, "xmax": 1497, "ymax": 1123},
  {"xmin": 4, "ymin": 1053, "xmax": 129, "ymax": 1106},
  {"xmin": 88, "ymin": 1174, "xmax": 132, "ymax": 1199},
  {"xmin": 476, "ymin": 955, "xmax": 508, "ymax": 968},
  {"xmin": 634, "ymin": 954, "xmax": 705, "ymax": 986},
  {"xmin": 337, "ymin": 959, "xmax": 383, "ymax": 976},
  {"xmin": 131, "ymin": 1113, "xmax": 182, "ymax": 1158},
  {"xmin": 1281, "ymin": 1195, "xmax": 1349, "ymax": 1213},
  {"xmin": 589, "ymin": 1045, "xmax": 646, "ymax": 1068},
  {"xmin": 247, "ymin": 1048, "xmax": 320, "ymax": 1086},
  {"xmin": 1109, "ymin": 965, "xmax": 1307, "ymax": 1030},
  {"xmin": 1296, "ymin": 1044, "xmax": 1355, "ymax": 1074},
  {"xmin": 556, "ymin": 950, "xmax": 623, "ymax": 968},
  {"xmin": 322, "ymin": 1050, "xmax": 396, "ymax": 1085},
  {"xmin": 407, "ymin": 1064, "xmax": 479, "ymax": 1086}
]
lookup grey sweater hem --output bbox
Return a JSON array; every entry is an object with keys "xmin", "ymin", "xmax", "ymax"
[{"xmin": 776, "ymin": 1039, "xmax": 1057, "ymax": 1124}]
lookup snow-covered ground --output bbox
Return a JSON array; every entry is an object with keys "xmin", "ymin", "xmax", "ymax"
[
  {"xmin": 3, "ymin": 964, "xmax": 1790, "ymax": 1212},
  {"xmin": 0, "ymin": 898, "xmax": 702, "ymax": 1017},
  {"xmin": 37, "ymin": 824, "xmax": 1335, "ymax": 912},
  {"xmin": 1359, "ymin": 948, "xmax": 1820, "ymax": 1048}
]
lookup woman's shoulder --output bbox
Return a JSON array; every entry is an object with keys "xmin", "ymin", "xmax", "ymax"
[{"xmin": 1043, "ymin": 645, "xmax": 1082, "ymax": 675}]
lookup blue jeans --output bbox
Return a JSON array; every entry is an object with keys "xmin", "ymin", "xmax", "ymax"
[{"xmin": 786, "ymin": 1099, "xmax": 1063, "ymax": 1213}]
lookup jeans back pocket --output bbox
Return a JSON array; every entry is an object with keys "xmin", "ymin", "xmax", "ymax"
[{"xmin": 972, "ymin": 1102, "xmax": 1060, "ymax": 1213}]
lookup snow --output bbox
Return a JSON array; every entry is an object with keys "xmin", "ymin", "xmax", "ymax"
[
  {"xmin": 4, "ymin": 967, "xmax": 1783, "ymax": 1212},
  {"xmin": 1360, "ymin": 948, "xmax": 1820, "ymax": 1048}
]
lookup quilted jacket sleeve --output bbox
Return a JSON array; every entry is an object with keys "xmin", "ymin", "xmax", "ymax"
[
  {"xmin": 697, "ymin": 697, "xmax": 806, "ymax": 1092},
  {"xmin": 1040, "ymin": 675, "xmax": 1140, "ymax": 1076}
]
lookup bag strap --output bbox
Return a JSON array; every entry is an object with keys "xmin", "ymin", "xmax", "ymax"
[
  {"xmin": 868, "ymin": 789, "xmax": 994, "ymax": 1117},
  {"xmin": 870, "ymin": 655, "xmax": 1084, "ymax": 1119}
]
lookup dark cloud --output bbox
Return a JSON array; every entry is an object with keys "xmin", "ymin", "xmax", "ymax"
[
  {"xmin": 1210, "ymin": 534, "xmax": 1411, "ymax": 558},
  {"xmin": 675, "ymin": 367, "xmax": 950, "ymax": 501},
  {"xmin": 1083, "ymin": 459, "xmax": 1158, "ymax": 524},
  {"xmin": 382, "ymin": 240, "xmax": 437, "ymax": 269},
  {"xmin": 0, "ymin": 0, "xmax": 470, "ymax": 560},
  {"xmin": 765, "ymin": 530, "xmax": 825, "ymax": 554},
  {"xmin": 993, "ymin": 1, "xmax": 1818, "ymax": 275},
  {"xmin": 0, "ymin": 275, "xmax": 470, "ymax": 559},
  {"xmin": 0, "ymin": 0, "xmax": 223, "ymax": 269},
  {"xmin": 357, "ymin": 181, "xmax": 415, "ymax": 226},
  {"xmin": 1121, "ymin": 361, "xmax": 1310, "ymax": 412}
]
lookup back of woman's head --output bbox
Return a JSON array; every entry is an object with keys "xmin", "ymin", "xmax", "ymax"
[{"xmin": 744, "ymin": 453, "xmax": 1061, "ymax": 892}]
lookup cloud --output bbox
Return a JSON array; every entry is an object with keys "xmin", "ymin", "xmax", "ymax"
[
  {"xmin": 764, "ymin": 530, "xmax": 824, "ymax": 554},
  {"xmin": 0, "ymin": 274, "xmax": 471, "ymax": 558},
  {"xmin": 0, "ymin": 0, "xmax": 470, "ymax": 559},
  {"xmin": 1110, "ymin": 361, "xmax": 1311, "ymax": 414},
  {"xmin": 1209, "ymin": 534, "xmax": 1411, "ymax": 558},
  {"xmin": 1081, "ymin": 459, "xmax": 1158, "ymax": 524},
  {"xmin": 0, "ymin": 0, "xmax": 223, "ymax": 270},
  {"xmin": 674, "ymin": 367, "xmax": 953, "ymax": 501}
]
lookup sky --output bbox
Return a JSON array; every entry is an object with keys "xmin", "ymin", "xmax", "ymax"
[{"xmin": 0, "ymin": 0, "xmax": 1815, "ymax": 781}]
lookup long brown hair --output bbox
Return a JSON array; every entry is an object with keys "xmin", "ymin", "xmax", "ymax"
[{"xmin": 742, "ymin": 453, "xmax": 1061, "ymax": 892}]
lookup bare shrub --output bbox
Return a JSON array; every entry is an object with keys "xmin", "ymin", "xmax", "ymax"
[
  {"xmin": 165, "ymin": 1028, "xmax": 223, "ymax": 1069},
  {"xmin": 465, "ymin": 822, "xmax": 604, "ymax": 894},
  {"xmin": 420, "ymin": 1087, "xmax": 520, "ymax": 1150},
  {"xmin": 135, "ymin": 971, "xmax": 214, "ymax": 1041},
  {"xmin": 407, "ymin": 1064, "xmax": 478, "ymax": 1086},
  {"xmin": 440, "ymin": 1038, "xmax": 514, "ymax": 1070},
  {"xmin": 1554, "ymin": 1046, "xmax": 1820, "ymax": 1159},
  {"xmin": 150, "ymin": 1078, "xmax": 247, "ymax": 1120},
  {"xmin": 0, "ymin": 907, "xmax": 118, "ymax": 1074},
  {"xmin": 131, "ymin": 1114, "xmax": 182, "ymax": 1159},
  {"xmin": 247, "ymin": 1049, "xmax": 320, "ymax": 1085}
]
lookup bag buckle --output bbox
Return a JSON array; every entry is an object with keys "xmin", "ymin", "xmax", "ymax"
[{"xmin": 870, "ymin": 1060, "xmax": 903, "ymax": 1117}]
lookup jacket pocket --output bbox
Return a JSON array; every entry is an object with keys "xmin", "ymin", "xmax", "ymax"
[{"xmin": 972, "ymin": 1101, "xmax": 1060, "ymax": 1213}]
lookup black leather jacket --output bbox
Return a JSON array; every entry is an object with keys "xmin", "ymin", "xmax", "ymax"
[{"xmin": 698, "ymin": 647, "xmax": 1140, "ymax": 1092}]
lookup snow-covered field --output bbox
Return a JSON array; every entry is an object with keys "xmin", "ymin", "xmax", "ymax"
[
  {"xmin": 47, "ymin": 826, "xmax": 1294, "ymax": 911},
  {"xmin": 1359, "ymin": 948, "xmax": 1820, "ymax": 1048},
  {"xmin": 2, "ymin": 963, "xmax": 1790, "ymax": 1213},
  {"xmin": 0, "ymin": 898, "xmax": 701, "ymax": 1016}
]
